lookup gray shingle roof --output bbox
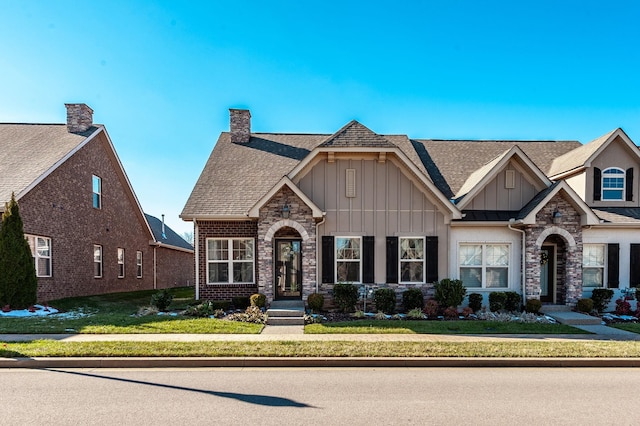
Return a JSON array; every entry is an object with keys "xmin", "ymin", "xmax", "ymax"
[
  {"xmin": 548, "ymin": 129, "xmax": 616, "ymax": 177},
  {"xmin": 592, "ymin": 207, "xmax": 640, "ymax": 224},
  {"xmin": 145, "ymin": 213, "xmax": 194, "ymax": 250},
  {"xmin": 0, "ymin": 123, "xmax": 99, "ymax": 207},
  {"xmin": 319, "ymin": 121, "xmax": 397, "ymax": 148}
]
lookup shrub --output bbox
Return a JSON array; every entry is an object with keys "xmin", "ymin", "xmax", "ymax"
[
  {"xmin": 423, "ymin": 299, "xmax": 439, "ymax": 318},
  {"xmin": 615, "ymin": 298, "xmax": 632, "ymax": 315},
  {"xmin": 307, "ymin": 293, "xmax": 325, "ymax": 313},
  {"xmin": 402, "ymin": 288, "xmax": 424, "ymax": 311},
  {"xmin": 183, "ymin": 301, "xmax": 215, "ymax": 317},
  {"xmin": 434, "ymin": 279, "xmax": 466, "ymax": 309},
  {"xmin": 374, "ymin": 311, "xmax": 389, "ymax": 320},
  {"xmin": 232, "ymin": 296, "xmax": 250, "ymax": 310},
  {"xmin": 227, "ymin": 306, "xmax": 266, "ymax": 324},
  {"xmin": 468, "ymin": 293, "xmax": 483, "ymax": 312},
  {"xmin": 576, "ymin": 298, "xmax": 594, "ymax": 313},
  {"xmin": 525, "ymin": 298, "xmax": 542, "ymax": 314},
  {"xmin": 443, "ymin": 306, "xmax": 459, "ymax": 320},
  {"xmin": 461, "ymin": 307, "xmax": 473, "ymax": 318},
  {"xmin": 333, "ymin": 283, "xmax": 359, "ymax": 312},
  {"xmin": 150, "ymin": 289, "xmax": 173, "ymax": 312},
  {"xmin": 210, "ymin": 300, "xmax": 231, "ymax": 311},
  {"xmin": 591, "ymin": 288, "xmax": 614, "ymax": 313},
  {"xmin": 407, "ymin": 308, "xmax": 425, "ymax": 319},
  {"xmin": 374, "ymin": 288, "xmax": 397, "ymax": 313},
  {"xmin": 352, "ymin": 310, "xmax": 366, "ymax": 319},
  {"xmin": 637, "ymin": 288, "xmax": 640, "ymax": 302},
  {"xmin": 504, "ymin": 292, "xmax": 522, "ymax": 312},
  {"xmin": 249, "ymin": 293, "xmax": 266, "ymax": 308},
  {"xmin": 489, "ymin": 292, "xmax": 507, "ymax": 312}
]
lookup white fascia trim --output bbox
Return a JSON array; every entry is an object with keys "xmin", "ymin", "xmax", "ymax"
[
  {"xmin": 457, "ymin": 146, "xmax": 551, "ymax": 210},
  {"xmin": 450, "ymin": 221, "xmax": 517, "ymax": 227},
  {"xmin": 247, "ymin": 175, "xmax": 323, "ymax": 218},
  {"xmin": 521, "ymin": 181, "xmax": 600, "ymax": 226},
  {"xmin": 151, "ymin": 241, "xmax": 194, "ymax": 253},
  {"xmin": 181, "ymin": 214, "xmax": 253, "ymax": 220}
]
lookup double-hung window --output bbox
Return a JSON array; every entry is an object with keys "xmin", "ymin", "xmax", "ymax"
[
  {"xmin": 207, "ymin": 238, "xmax": 254, "ymax": 284},
  {"xmin": 26, "ymin": 235, "xmax": 52, "ymax": 277},
  {"xmin": 459, "ymin": 243, "xmax": 509, "ymax": 288},
  {"xmin": 117, "ymin": 248, "xmax": 125, "ymax": 278},
  {"xmin": 583, "ymin": 244, "xmax": 605, "ymax": 287},
  {"xmin": 136, "ymin": 251, "xmax": 143, "ymax": 278},
  {"xmin": 92, "ymin": 175, "xmax": 102, "ymax": 209},
  {"xmin": 94, "ymin": 245, "xmax": 103, "ymax": 278},
  {"xmin": 336, "ymin": 237, "xmax": 361, "ymax": 283},
  {"xmin": 602, "ymin": 168, "xmax": 625, "ymax": 201},
  {"xmin": 400, "ymin": 237, "xmax": 425, "ymax": 283}
]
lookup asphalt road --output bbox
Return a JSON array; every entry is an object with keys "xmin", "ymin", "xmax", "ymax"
[{"xmin": 3, "ymin": 367, "xmax": 639, "ymax": 425}]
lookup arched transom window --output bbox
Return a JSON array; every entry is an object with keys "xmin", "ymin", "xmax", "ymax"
[{"xmin": 602, "ymin": 167, "xmax": 625, "ymax": 200}]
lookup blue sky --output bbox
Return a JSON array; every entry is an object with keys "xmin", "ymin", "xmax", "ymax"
[{"xmin": 2, "ymin": 1, "xmax": 639, "ymax": 235}]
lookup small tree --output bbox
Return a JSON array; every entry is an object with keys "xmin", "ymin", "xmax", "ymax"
[{"xmin": 0, "ymin": 193, "xmax": 37, "ymax": 308}]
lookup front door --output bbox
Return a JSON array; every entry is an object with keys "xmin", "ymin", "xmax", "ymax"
[
  {"xmin": 540, "ymin": 245, "xmax": 555, "ymax": 303},
  {"xmin": 275, "ymin": 239, "xmax": 302, "ymax": 300}
]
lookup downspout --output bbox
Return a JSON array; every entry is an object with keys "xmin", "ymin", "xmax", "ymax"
[
  {"xmin": 508, "ymin": 219, "xmax": 526, "ymax": 309},
  {"xmin": 153, "ymin": 245, "xmax": 157, "ymax": 290},
  {"xmin": 315, "ymin": 213, "xmax": 327, "ymax": 293},
  {"xmin": 194, "ymin": 219, "xmax": 199, "ymax": 301}
]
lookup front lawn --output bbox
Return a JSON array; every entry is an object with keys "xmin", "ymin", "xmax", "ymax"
[
  {"xmin": 305, "ymin": 320, "xmax": 589, "ymax": 334},
  {"xmin": 0, "ymin": 287, "xmax": 262, "ymax": 334},
  {"xmin": 610, "ymin": 323, "xmax": 640, "ymax": 334}
]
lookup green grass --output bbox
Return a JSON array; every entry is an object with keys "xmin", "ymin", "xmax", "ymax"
[
  {"xmin": 2, "ymin": 340, "xmax": 640, "ymax": 358},
  {"xmin": 305, "ymin": 320, "xmax": 589, "ymax": 334},
  {"xmin": 610, "ymin": 323, "xmax": 640, "ymax": 334},
  {"xmin": 0, "ymin": 287, "xmax": 262, "ymax": 334}
]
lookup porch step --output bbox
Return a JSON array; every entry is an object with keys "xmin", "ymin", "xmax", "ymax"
[
  {"xmin": 540, "ymin": 305, "xmax": 572, "ymax": 313},
  {"xmin": 266, "ymin": 301, "xmax": 305, "ymax": 326},
  {"xmin": 544, "ymin": 310, "xmax": 602, "ymax": 326}
]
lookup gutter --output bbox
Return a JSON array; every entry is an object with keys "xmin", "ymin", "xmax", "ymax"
[
  {"xmin": 315, "ymin": 213, "xmax": 327, "ymax": 294},
  {"xmin": 194, "ymin": 219, "xmax": 200, "ymax": 301},
  {"xmin": 508, "ymin": 218, "xmax": 526, "ymax": 309}
]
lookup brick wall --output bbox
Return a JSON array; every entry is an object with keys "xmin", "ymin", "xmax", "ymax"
[{"xmin": 155, "ymin": 246, "xmax": 194, "ymax": 289}]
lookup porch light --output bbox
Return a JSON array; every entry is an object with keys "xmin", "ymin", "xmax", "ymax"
[
  {"xmin": 282, "ymin": 203, "xmax": 290, "ymax": 219},
  {"xmin": 552, "ymin": 209, "xmax": 562, "ymax": 224}
]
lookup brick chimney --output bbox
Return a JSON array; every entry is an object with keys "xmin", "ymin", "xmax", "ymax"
[
  {"xmin": 229, "ymin": 109, "xmax": 251, "ymax": 143},
  {"xmin": 65, "ymin": 103, "xmax": 94, "ymax": 133}
]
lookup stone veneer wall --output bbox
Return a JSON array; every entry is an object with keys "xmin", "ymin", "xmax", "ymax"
[
  {"xmin": 523, "ymin": 194, "xmax": 583, "ymax": 305},
  {"xmin": 257, "ymin": 186, "xmax": 317, "ymax": 303},
  {"xmin": 196, "ymin": 220, "xmax": 258, "ymax": 300}
]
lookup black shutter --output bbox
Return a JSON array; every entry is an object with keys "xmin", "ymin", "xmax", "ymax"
[
  {"xmin": 593, "ymin": 167, "xmax": 601, "ymax": 201},
  {"xmin": 630, "ymin": 244, "xmax": 640, "ymax": 288},
  {"xmin": 627, "ymin": 168, "xmax": 634, "ymax": 201},
  {"xmin": 425, "ymin": 236, "xmax": 439, "ymax": 283},
  {"xmin": 321, "ymin": 236, "xmax": 334, "ymax": 284},
  {"xmin": 386, "ymin": 237, "xmax": 398, "ymax": 283},
  {"xmin": 362, "ymin": 236, "xmax": 375, "ymax": 284},
  {"xmin": 607, "ymin": 243, "xmax": 619, "ymax": 288}
]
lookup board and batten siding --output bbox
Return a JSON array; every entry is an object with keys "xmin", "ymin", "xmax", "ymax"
[
  {"xmin": 298, "ymin": 157, "xmax": 448, "ymax": 283},
  {"xmin": 464, "ymin": 162, "xmax": 539, "ymax": 211}
]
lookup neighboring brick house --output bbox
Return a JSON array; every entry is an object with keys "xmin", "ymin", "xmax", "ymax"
[
  {"xmin": 0, "ymin": 104, "xmax": 193, "ymax": 302},
  {"xmin": 182, "ymin": 109, "xmax": 640, "ymax": 310}
]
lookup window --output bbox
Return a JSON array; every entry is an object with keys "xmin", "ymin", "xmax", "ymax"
[
  {"xmin": 206, "ymin": 238, "xmax": 254, "ymax": 284},
  {"xmin": 583, "ymin": 244, "xmax": 605, "ymax": 287},
  {"xmin": 94, "ymin": 245, "xmax": 102, "ymax": 278},
  {"xmin": 336, "ymin": 237, "xmax": 361, "ymax": 282},
  {"xmin": 400, "ymin": 237, "xmax": 424, "ymax": 283},
  {"xmin": 136, "ymin": 251, "xmax": 143, "ymax": 278},
  {"xmin": 117, "ymin": 248, "xmax": 125, "ymax": 278},
  {"xmin": 92, "ymin": 175, "xmax": 102, "ymax": 208},
  {"xmin": 459, "ymin": 244, "xmax": 509, "ymax": 288},
  {"xmin": 26, "ymin": 235, "xmax": 51, "ymax": 277},
  {"xmin": 602, "ymin": 168, "xmax": 625, "ymax": 201}
]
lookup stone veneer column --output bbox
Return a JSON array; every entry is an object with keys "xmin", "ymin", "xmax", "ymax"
[
  {"xmin": 257, "ymin": 186, "xmax": 317, "ymax": 304},
  {"xmin": 523, "ymin": 194, "xmax": 583, "ymax": 306}
]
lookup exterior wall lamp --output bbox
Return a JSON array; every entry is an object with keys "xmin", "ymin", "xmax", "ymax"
[
  {"xmin": 552, "ymin": 209, "xmax": 562, "ymax": 224},
  {"xmin": 282, "ymin": 203, "xmax": 290, "ymax": 219}
]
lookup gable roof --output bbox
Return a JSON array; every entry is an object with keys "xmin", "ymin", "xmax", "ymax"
[
  {"xmin": 0, "ymin": 123, "xmax": 101, "ymax": 208},
  {"xmin": 248, "ymin": 176, "xmax": 323, "ymax": 219},
  {"xmin": 517, "ymin": 180, "xmax": 600, "ymax": 225},
  {"xmin": 548, "ymin": 128, "xmax": 640, "ymax": 178},
  {"xmin": 145, "ymin": 213, "xmax": 194, "ymax": 252},
  {"xmin": 319, "ymin": 120, "xmax": 397, "ymax": 148}
]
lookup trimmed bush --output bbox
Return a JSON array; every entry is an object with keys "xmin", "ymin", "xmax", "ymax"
[
  {"xmin": 402, "ymin": 288, "xmax": 424, "ymax": 311},
  {"xmin": 443, "ymin": 306, "xmax": 459, "ymax": 320},
  {"xmin": 468, "ymin": 293, "xmax": 483, "ymax": 312},
  {"xmin": 232, "ymin": 296, "xmax": 250, "ymax": 310},
  {"xmin": 150, "ymin": 289, "xmax": 173, "ymax": 312},
  {"xmin": 504, "ymin": 292, "xmax": 522, "ymax": 312},
  {"xmin": 333, "ymin": 283, "xmax": 359, "ymax": 312},
  {"xmin": 183, "ymin": 300, "xmax": 230, "ymax": 317},
  {"xmin": 525, "ymin": 298, "xmax": 542, "ymax": 314},
  {"xmin": 423, "ymin": 299, "xmax": 439, "ymax": 318},
  {"xmin": 374, "ymin": 288, "xmax": 397, "ymax": 313},
  {"xmin": 590, "ymin": 288, "xmax": 614, "ymax": 313},
  {"xmin": 434, "ymin": 279, "xmax": 467, "ymax": 309},
  {"xmin": 576, "ymin": 298, "xmax": 594, "ymax": 313},
  {"xmin": 307, "ymin": 293, "xmax": 325, "ymax": 313},
  {"xmin": 489, "ymin": 292, "xmax": 507, "ymax": 312},
  {"xmin": 249, "ymin": 293, "xmax": 266, "ymax": 308}
]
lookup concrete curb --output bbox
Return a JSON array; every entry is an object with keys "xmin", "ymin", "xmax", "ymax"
[{"xmin": 2, "ymin": 356, "xmax": 640, "ymax": 369}]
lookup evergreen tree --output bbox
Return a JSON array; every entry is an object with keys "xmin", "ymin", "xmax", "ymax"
[{"xmin": 0, "ymin": 193, "xmax": 37, "ymax": 308}]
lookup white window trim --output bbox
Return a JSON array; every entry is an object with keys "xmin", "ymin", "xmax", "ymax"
[
  {"xmin": 335, "ymin": 236, "xmax": 362, "ymax": 283},
  {"xmin": 26, "ymin": 234, "xmax": 52, "ymax": 278},
  {"xmin": 136, "ymin": 251, "xmax": 143, "ymax": 279},
  {"xmin": 117, "ymin": 247, "xmax": 125, "ymax": 278},
  {"xmin": 399, "ymin": 236, "xmax": 425, "ymax": 284},
  {"xmin": 583, "ymin": 243, "xmax": 607, "ymax": 288},
  {"xmin": 92, "ymin": 175, "xmax": 102, "ymax": 209},
  {"xmin": 602, "ymin": 167, "xmax": 625, "ymax": 201},
  {"xmin": 94, "ymin": 245, "xmax": 103, "ymax": 278},
  {"xmin": 458, "ymin": 242, "xmax": 510, "ymax": 289},
  {"xmin": 206, "ymin": 238, "xmax": 255, "ymax": 284}
]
